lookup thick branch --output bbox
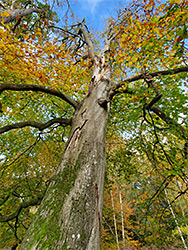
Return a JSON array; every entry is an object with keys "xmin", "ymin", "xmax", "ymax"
[
  {"xmin": 0, "ymin": 83, "xmax": 79, "ymax": 109},
  {"xmin": 145, "ymin": 94, "xmax": 162, "ymax": 110},
  {"xmin": 0, "ymin": 195, "xmax": 43, "ymax": 222},
  {"xmin": 0, "ymin": 117, "xmax": 72, "ymax": 134},
  {"xmin": 0, "ymin": 8, "xmax": 45, "ymax": 24},
  {"xmin": 114, "ymin": 66, "xmax": 188, "ymax": 91},
  {"xmin": 144, "ymin": 75, "xmax": 162, "ymax": 110},
  {"xmin": 80, "ymin": 21, "xmax": 95, "ymax": 60}
]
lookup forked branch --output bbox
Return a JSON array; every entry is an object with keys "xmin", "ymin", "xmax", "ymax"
[{"xmin": 0, "ymin": 194, "xmax": 43, "ymax": 222}]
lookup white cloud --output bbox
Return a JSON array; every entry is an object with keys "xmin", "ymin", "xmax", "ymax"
[{"xmin": 83, "ymin": 0, "xmax": 104, "ymax": 13}]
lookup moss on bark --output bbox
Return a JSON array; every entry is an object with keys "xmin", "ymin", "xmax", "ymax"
[{"xmin": 19, "ymin": 78, "xmax": 111, "ymax": 250}]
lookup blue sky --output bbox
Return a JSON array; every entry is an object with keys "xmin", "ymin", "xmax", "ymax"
[{"xmin": 69, "ymin": 0, "xmax": 127, "ymax": 31}]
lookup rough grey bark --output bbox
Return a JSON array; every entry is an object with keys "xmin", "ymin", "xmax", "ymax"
[{"xmin": 19, "ymin": 66, "xmax": 113, "ymax": 250}]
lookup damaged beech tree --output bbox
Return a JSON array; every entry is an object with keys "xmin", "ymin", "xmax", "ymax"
[
  {"xmin": 1, "ymin": 2, "xmax": 188, "ymax": 250},
  {"xmin": 18, "ymin": 21, "xmax": 115, "ymax": 250}
]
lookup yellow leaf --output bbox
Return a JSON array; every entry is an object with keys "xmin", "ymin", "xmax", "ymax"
[{"xmin": 1, "ymin": 11, "xmax": 10, "ymax": 17}]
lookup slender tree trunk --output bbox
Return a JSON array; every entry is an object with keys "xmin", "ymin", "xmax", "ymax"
[
  {"xmin": 110, "ymin": 189, "xmax": 120, "ymax": 250},
  {"xmin": 164, "ymin": 189, "xmax": 188, "ymax": 250},
  {"xmin": 118, "ymin": 189, "xmax": 126, "ymax": 250},
  {"xmin": 176, "ymin": 181, "xmax": 188, "ymax": 230},
  {"xmin": 19, "ymin": 70, "xmax": 112, "ymax": 249}
]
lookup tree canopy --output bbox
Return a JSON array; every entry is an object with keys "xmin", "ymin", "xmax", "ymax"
[{"xmin": 0, "ymin": 0, "xmax": 188, "ymax": 249}]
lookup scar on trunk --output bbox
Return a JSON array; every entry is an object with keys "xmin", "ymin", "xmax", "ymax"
[{"xmin": 66, "ymin": 119, "xmax": 88, "ymax": 150}]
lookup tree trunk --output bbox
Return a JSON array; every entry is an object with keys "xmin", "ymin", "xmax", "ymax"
[
  {"xmin": 110, "ymin": 189, "xmax": 120, "ymax": 250},
  {"xmin": 19, "ymin": 72, "xmax": 112, "ymax": 249},
  {"xmin": 118, "ymin": 189, "xmax": 126, "ymax": 250},
  {"xmin": 164, "ymin": 189, "xmax": 188, "ymax": 250}
]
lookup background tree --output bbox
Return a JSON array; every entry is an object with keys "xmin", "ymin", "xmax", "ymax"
[{"xmin": 0, "ymin": 0, "xmax": 188, "ymax": 249}]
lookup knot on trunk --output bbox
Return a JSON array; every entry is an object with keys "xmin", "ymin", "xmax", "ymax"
[{"xmin": 98, "ymin": 98, "xmax": 111, "ymax": 109}]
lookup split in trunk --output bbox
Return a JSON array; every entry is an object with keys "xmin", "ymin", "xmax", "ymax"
[{"xmin": 19, "ymin": 67, "xmax": 113, "ymax": 250}]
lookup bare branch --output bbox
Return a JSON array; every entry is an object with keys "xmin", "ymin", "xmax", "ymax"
[
  {"xmin": 0, "ymin": 3, "xmax": 6, "ymax": 9},
  {"xmin": 0, "ymin": 8, "xmax": 45, "ymax": 24},
  {"xmin": 49, "ymin": 25, "xmax": 80, "ymax": 38},
  {"xmin": 0, "ymin": 195, "xmax": 43, "ymax": 222},
  {"xmin": 0, "ymin": 117, "xmax": 72, "ymax": 134},
  {"xmin": 80, "ymin": 20, "xmax": 95, "ymax": 60},
  {"xmin": 0, "ymin": 83, "xmax": 79, "ymax": 109}
]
